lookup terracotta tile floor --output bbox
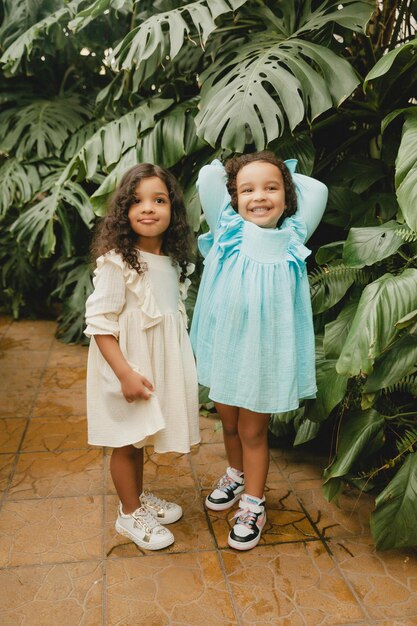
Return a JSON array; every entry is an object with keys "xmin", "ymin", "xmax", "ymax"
[{"xmin": 1, "ymin": 316, "xmax": 417, "ymax": 625}]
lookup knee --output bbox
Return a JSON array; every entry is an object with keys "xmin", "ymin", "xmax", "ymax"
[
  {"xmin": 222, "ymin": 420, "xmax": 239, "ymax": 437},
  {"xmin": 238, "ymin": 424, "xmax": 267, "ymax": 448}
]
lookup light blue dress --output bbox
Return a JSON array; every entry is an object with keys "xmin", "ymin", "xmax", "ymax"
[{"xmin": 190, "ymin": 159, "xmax": 328, "ymax": 413}]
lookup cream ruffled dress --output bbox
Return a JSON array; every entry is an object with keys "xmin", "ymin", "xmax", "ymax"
[{"xmin": 85, "ymin": 249, "xmax": 200, "ymax": 453}]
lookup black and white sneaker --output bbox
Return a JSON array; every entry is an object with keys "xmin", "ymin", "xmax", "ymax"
[
  {"xmin": 228, "ymin": 494, "xmax": 266, "ymax": 551},
  {"xmin": 205, "ymin": 467, "xmax": 245, "ymax": 511}
]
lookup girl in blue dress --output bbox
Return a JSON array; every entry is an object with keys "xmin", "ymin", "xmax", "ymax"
[{"xmin": 190, "ymin": 151, "xmax": 328, "ymax": 550}]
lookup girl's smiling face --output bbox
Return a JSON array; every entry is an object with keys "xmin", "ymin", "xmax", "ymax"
[
  {"xmin": 236, "ymin": 161, "xmax": 286, "ymax": 228},
  {"xmin": 128, "ymin": 176, "xmax": 171, "ymax": 247}
]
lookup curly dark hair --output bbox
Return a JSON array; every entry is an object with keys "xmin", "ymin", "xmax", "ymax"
[
  {"xmin": 224, "ymin": 151, "xmax": 297, "ymax": 225},
  {"xmin": 91, "ymin": 163, "xmax": 192, "ymax": 282}
]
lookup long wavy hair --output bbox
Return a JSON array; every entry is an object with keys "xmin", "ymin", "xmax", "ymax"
[
  {"xmin": 225, "ymin": 151, "xmax": 297, "ymax": 225},
  {"xmin": 91, "ymin": 163, "xmax": 192, "ymax": 281}
]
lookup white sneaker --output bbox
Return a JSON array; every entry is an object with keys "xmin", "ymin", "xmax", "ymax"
[
  {"xmin": 140, "ymin": 490, "xmax": 183, "ymax": 524},
  {"xmin": 205, "ymin": 467, "xmax": 245, "ymax": 511},
  {"xmin": 115, "ymin": 504, "xmax": 174, "ymax": 550},
  {"xmin": 228, "ymin": 494, "xmax": 266, "ymax": 551}
]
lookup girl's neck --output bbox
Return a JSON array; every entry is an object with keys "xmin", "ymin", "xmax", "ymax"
[{"xmin": 135, "ymin": 238, "xmax": 165, "ymax": 256}]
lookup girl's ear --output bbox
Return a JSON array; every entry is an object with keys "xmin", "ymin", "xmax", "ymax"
[{"xmin": 284, "ymin": 159, "xmax": 298, "ymax": 174}]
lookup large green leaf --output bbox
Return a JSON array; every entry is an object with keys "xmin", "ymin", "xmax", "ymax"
[
  {"xmin": 364, "ymin": 324, "xmax": 417, "ymax": 392},
  {"xmin": 0, "ymin": 95, "xmax": 90, "ymax": 159},
  {"xmin": 323, "ymin": 298, "xmax": 359, "ymax": 358},
  {"xmin": 337, "ymin": 270, "xmax": 417, "ymax": 376},
  {"xmin": 11, "ymin": 174, "xmax": 95, "ymax": 257},
  {"xmin": 0, "ymin": 0, "xmax": 44, "ymax": 49},
  {"xmin": 0, "ymin": 0, "xmax": 85, "ymax": 75},
  {"xmin": 294, "ymin": 417, "xmax": 320, "ymax": 446},
  {"xmin": 112, "ymin": 0, "xmax": 249, "ymax": 88},
  {"xmin": 90, "ymin": 100, "xmax": 203, "ymax": 214},
  {"xmin": 305, "ymin": 359, "xmax": 348, "ymax": 423},
  {"xmin": 68, "ymin": 0, "xmax": 127, "ymax": 32},
  {"xmin": 395, "ymin": 111, "xmax": 417, "ymax": 231},
  {"xmin": 309, "ymin": 264, "xmax": 364, "ymax": 314},
  {"xmin": 196, "ymin": 34, "xmax": 359, "ymax": 150},
  {"xmin": 343, "ymin": 221, "xmax": 404, "ymax": 268},
  {"xmin": 323, "ymin": 409, "xmax": 385, "ymax": 496},
  {"xmin": 364, "ymin": 38, "xmax": 417, "ymax": 90},
  {"xmin": 66, "ymin": 98, "xmax": 173, "ymax": 180},
  {"xmin": 0, "ymin": 158, "xmax": 40, "ymax": 218},
  {"xmin": 370, "ymin": 452, "xmax": 417, "ymax": 550}
]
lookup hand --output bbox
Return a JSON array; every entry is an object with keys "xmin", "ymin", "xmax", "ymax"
[{"xmin": 119, "ymin": 368, "xmax": 154, "ymax": 402}]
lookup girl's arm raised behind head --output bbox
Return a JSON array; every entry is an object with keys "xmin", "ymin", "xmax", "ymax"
[
  {"xmin": 292, "ymin": 173, "xmax": 328, "ymax": 242},
  {"xmin": 197, "ymin": 159, "xmax": 230, "ymax": 233}
]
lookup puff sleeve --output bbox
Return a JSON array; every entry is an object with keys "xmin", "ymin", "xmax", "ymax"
[
  {"xmin": 197, "ymin": 159, "xmax": 230, "ymax": 233},
  {"xmin": 84, "ymin": 256, "xmax": 126, "ymax": 339},
  {"xmin": 292, "ymin": 172, "xmax": 328, "ymax": 243}
]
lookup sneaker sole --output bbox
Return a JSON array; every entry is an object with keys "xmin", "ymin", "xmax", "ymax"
[
  {"xmin": 227, "ymin": 516, "xmax": 266, "ymax": 551},
  {"xmin": 115, "ymin": 521, "xmax": 174, "ymax": 550},
  {"xmin": 205, "ymin": 488, "xmax": 244, "ymax": 511}
]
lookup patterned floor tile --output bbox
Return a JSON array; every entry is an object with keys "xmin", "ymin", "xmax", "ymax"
[
  {"xmin": 21, "ymin": 416, "xmax": 89, "ymax": 452},
  {"xmin": 9, "ymin": 449, "xmax": 104, "ymax": 499},
  {"xmin": 0, "ymin": 418, "xmax": 27, "ymax": 452},
  {"xmin": 329, "ymin": 535, "xmax": 417, "ymax": 621},
  {"xmin": 0, "ymin": 496, "xmax": 103, "ymax": 566},
  {"xmin": 221, "ymin": 542, "xmax": 367, "ymax": 625},
  {"xmin": 0, "ymin": 560, "xmax": 103, "ymax": 626},
  {"xmin": 106, "ymin": 552, "xmax": 238, "ymax": 625}
]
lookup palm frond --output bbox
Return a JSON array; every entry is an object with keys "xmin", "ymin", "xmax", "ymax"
[
  {"xmin": 384, "ymin": 374, "xmax": 417, "ymax": 397},
  {"xmin": 397, "ymin": 426, "xmax": 417, "ymax": 455},
  {"xmin": 395, "ymin": 226, "xmax": 417, "ymax": 243},
  {"xmin": 309, "ymin": 264, "xmax": 368, "ymax": 314}
]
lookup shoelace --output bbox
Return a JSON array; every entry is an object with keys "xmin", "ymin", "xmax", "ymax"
[
  {"xmin": 217, "ymin": 473, "xmax": 238, "ymax": 492},
  {"xmin": 132, "ymin": 506, "xmax": 165, "ymax": 532},
  {"xmin": 142, "ymin": 490, "xmax": 171, "ymax": 509},
  {"xmin": 231, "ymin": 507, "xmax": 257, "ymax": 529}
]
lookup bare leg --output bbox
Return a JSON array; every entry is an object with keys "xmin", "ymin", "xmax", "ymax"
[
  {"xmin": 110, "ymin": 445, "xmax": 143, "ymax": 514},
  {"xmin": 214, "ymin": 402, "xmax": 242, "ymax": 471},
  {"xmin": 238, "ymin": 409, "xmax": 270, "ymax": 499}
]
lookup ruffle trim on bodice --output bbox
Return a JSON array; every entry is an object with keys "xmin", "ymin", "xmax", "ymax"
[
  {"xmin": 198, "ymin": 205, "xmax": 311, "ymax": 273},
  {"xmin": 97, "ymin": 251, "xmax": 193, "ymax": 330},
  {"xmin": 281, "ymin": 214, "xmax": 311, "ymax": 275}
]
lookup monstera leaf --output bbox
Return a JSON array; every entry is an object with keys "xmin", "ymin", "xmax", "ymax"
[
  {"xmin": 195, "ymin": 34, "xmax": 360, "ymax": 150},
  {"xmin": 68, "ymin": 0, "xmax": 127, "ymax": 32},
  {"xmin": 112, "ymin": 0, "xmax": 249, "ymax": 87},
  {"xmin": 90, "ymin": 100, "xmax": 203, "ymax": 214},
  {"xmin": 0, "ymin": 0, "xmax": 85, "ymax": 75},
  {"xmin": 11, "ymin": 172, "xmax": 94, "ymax": 257},
  {"xmin": 65, "ymin": 98, "xmax": 173, "ymax": 180},
  {"xmin": 0, "ymin": 158, "xmax": 41, "ymax": 217},
  {"xmin": 0, "ymin": 95, "xmax": 90, "ymax": 159}
]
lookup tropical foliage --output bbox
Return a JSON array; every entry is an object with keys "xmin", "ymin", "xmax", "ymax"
[{"xmin": 0, "ymin": 0, "xmax": 416, "ymax": 549}]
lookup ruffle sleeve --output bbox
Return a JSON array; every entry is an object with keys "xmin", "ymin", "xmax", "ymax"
[
  {"xmin": 84, "ymin": 250, "xmax": 165, "ymax": 337},
  {"xmin": 84, "ymin": 252, "xmax": 126, "ymax": 339},
  {"xmin": 198, "ymin": 205, "xmax": 243, "ymax": 260},
  {"xmin": 282, "ymin": 215, "xmax": 312, "ymax": 276}
]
